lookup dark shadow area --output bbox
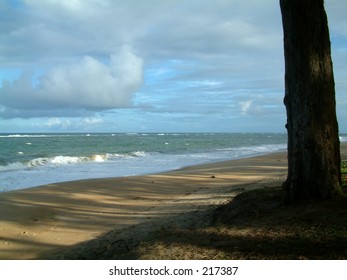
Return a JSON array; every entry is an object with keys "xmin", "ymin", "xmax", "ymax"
[
  {"xmin": 2, "ymin": 151, "xmax": 346, "ymax": 260},
  {"xmin": 130, "ymin": 188, "xmax": 347, "ymax": 260},
  {"xmin": 0, "ymin": 153, "xmax": 288, "ymax": 259},
  {"xmin": 38, "ymin": 192, "xmax": 225, "ymax": 260},
  {"xmin": 40, "ymin": 186, "xmax": 347, "ymax": 260}
]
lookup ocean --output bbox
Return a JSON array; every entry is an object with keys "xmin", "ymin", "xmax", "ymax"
[
  {"xmin": 0, "ymin": 132, "xmax": 345, "ymax": 192},
  {"xmin": 0, "ymin": 133, "xmax": 347, "ymax": 192},
  {"xmin": 0, "ymin": 132, "xmax": 287, "ymax": 192}
]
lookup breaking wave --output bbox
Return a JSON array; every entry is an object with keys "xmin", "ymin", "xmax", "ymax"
[
  {"xmin": 0, "ymin": 134, "xmax": 48, "ymax": 138},
  {"xmin": 0, "ymin": 151, "xmax": 147, "ymax": 172}
]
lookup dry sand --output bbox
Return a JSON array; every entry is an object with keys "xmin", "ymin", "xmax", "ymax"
[
  {"xmin": 0, "ymin": 147, "xmax": 345, "ymax": 260},
  {"xmin": 0, "ymin": 152, "xmax": 287, "ymax": 259}
]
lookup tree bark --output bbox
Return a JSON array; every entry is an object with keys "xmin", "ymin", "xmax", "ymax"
[{"xmin": 280, "ymin": 0, "xmax": 341, "ymax": 202}]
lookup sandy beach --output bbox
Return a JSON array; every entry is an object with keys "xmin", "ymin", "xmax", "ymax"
[{"xmin": 0, "ymin": 146, "xmax": 346, "ymax": 260}]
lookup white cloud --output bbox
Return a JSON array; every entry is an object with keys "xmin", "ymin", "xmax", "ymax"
[
  {"xmin": 239, "ymin": 100, "xmax": 254, "ymax": 115},
  {"xmin": 0, "ymin": 46, "xmax": 143, "ymax": 115},
  {"xmin": 0, "ymin": 0, "xmax": 346, "ymax": 132},
  {"xmin": 82, "ymin": 117, "xmax": 104, "ymax": 125},
  {"xmin": 33, "ymin": 116, "xmax": 105, "ymax": 130},
  {"xmin": 44, "ymin": 117, "xmax": 71, "ymax": 129}
]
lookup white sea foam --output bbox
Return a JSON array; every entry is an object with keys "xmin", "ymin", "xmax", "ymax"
[
  {"xmin": 50, "ymin": 156, "xmax": 89, "ymax": 165},
  {"xmin": 131, "ymin": 151, "xmax": 146, "ymax": 157},
  {"xmin": 217, "ymin": 144, "xmax": 286, "ymax": 156},
  {"xmin": 0, "ymin": 162, "xmax": 27, "ymax": 172},
  {"xmin": 0, "ymin": 151, "xmax": 148, "ymax": 173},
  {"xmin": 0, "ymin": 138, "xmax": 287, "ymax": 192},
  {"xmin": 27, "ymin": 155, "xmax": 110, "ymax": 167},
  {"xmin": 0, "ymin": 134, "xmax": 48, "ymax": 138},
  {"xmin": 126, "ymin": 133, "xmax": 138, "ymax": 135},
  {"xmin": 91, "ymin": 154, "xmax": 106, "ymax": 162}
]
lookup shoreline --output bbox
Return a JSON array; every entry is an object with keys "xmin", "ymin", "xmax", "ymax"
[
  {"xmin": 0, "ymin": 145, "xmax": 287, "ymax": 193},
  {"xmin": 0, "ymin": 145, "xmax": 345, "ymax": 259}
]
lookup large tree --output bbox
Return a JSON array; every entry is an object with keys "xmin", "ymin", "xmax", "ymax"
[{"xmin": 279, "ymin": 0, "xmax": 341, "ymax": 203}]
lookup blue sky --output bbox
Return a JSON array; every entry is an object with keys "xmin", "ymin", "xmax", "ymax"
[{"xmin": 0, "ymin": 0, "xmax": 346, "ymax": 133}]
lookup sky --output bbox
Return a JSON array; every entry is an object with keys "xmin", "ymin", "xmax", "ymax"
[{"xmin": 0, "ymin": 0, "xmax": 346, "ymax": 133}]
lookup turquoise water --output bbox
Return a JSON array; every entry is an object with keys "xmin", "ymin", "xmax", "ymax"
[{"xmin": 1, "ymin": 132, "xmax": 288, "ymax": 192}]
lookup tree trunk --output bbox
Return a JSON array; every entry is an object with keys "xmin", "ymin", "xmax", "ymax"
[{"xmin": 280, "ymin": 0, "xmax": 341, "ymax": 203}]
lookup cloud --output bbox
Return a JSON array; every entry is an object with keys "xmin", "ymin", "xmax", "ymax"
[
  {"xmin": 35, "ymin": 116, "xmax": 104, "ymax": 130},
  {"xmin": 43, "ymin": 117, "xmax": 72, "ymax": 129},
  {"xmin": 3, "ymin": 0, "xmax": 282, "ymax": 67},
  {"xmin": 0, "ymin": 46, "xmax": 143, "ymax": 117},
  {"xmin": 239, "ymin": 100, "xmax": 254, "ymax": 115},
  {"xmin": 0, "ymin": 0, "xmax": 346, "ymax": 132},
  {"xmin": 326, "ymin": 1, "xmax": 347, "ymax": 36}
]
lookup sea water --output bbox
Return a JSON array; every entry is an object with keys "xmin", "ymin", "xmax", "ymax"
[
  {"xmin": 0, "ymin": 132, "xmax": 288, "ymax": 192},
  {"xmin": 2, "ymin": 132, "xmax": 345, "ymax": 192}
]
